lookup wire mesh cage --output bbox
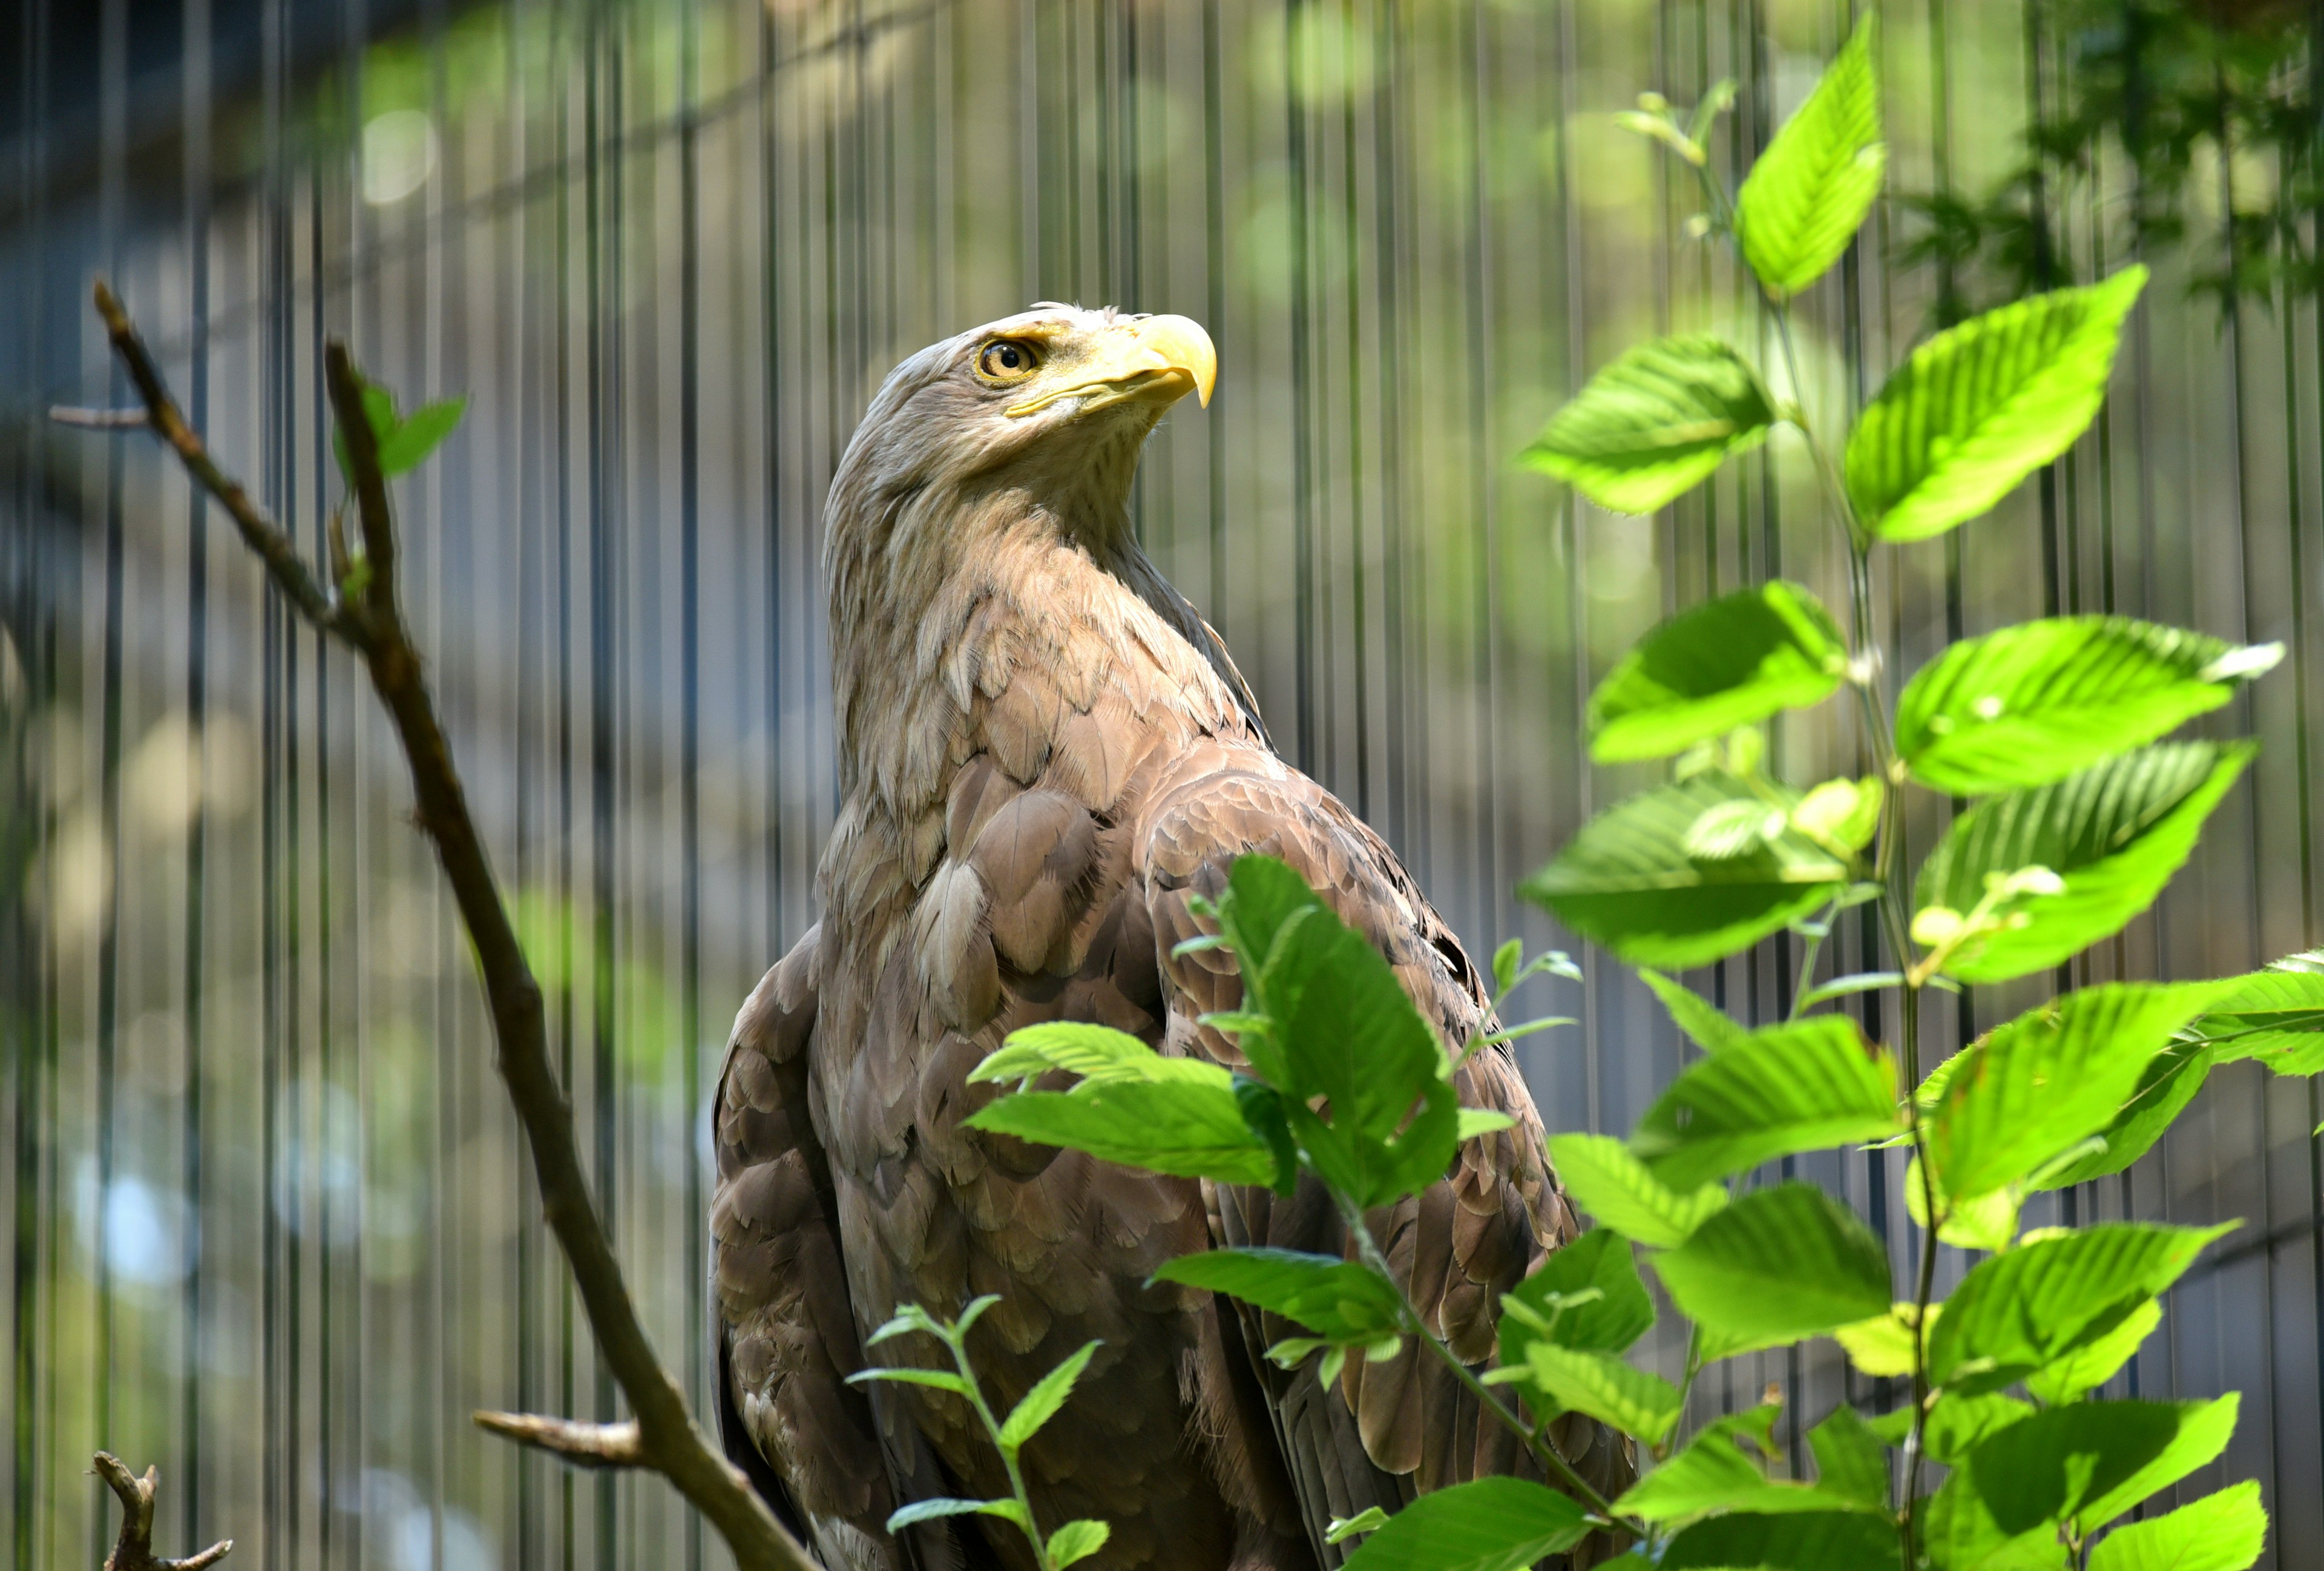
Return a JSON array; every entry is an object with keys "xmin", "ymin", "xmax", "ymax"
[{"xmin": 2, "ymin": 0, "xmax": 2320, "ymax": 1566}]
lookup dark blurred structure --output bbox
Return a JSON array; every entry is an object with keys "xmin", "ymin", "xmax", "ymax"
[{"xmin": 2, "ymin": 0, "xmax": 2320, "ymax": 1567}]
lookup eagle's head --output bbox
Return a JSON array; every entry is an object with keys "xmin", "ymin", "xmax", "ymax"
[{"xmin": 826, "ymin": 304, "xmax": 1216, "ymax": 554}]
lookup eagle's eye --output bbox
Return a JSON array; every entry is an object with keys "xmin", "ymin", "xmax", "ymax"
[{"xmin": 976, "ymin": 339, "xmax": 1041, "ymax": 382}]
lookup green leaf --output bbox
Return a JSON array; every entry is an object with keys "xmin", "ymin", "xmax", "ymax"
[
  {"xmin": 1546, "ymin": 1133, "xmax": 1728, "ymax": 1248},
  {"xmin": 1929, "ymin": 1222, "xmax": 2236, "ymax": 1392},
  {"xmin": 1327, "ymin": 1508, "xmax": 1391, "ymax": 1545},
  {"xmin": 1520, "ymin": 336, "xmax": 1777, "ymax": 515},
  {"xmin": 1807, "ymin": 1406, "xmax": 1890, "ymax": 1510},
  {"xmin": 1921, "ymin": 1472, "xmax": 2069, "ymax": 1571},
  {"xmin": 1926, "ymin": 981, "xmax": 2238, "ymax": 1200},
  {"xmin": 1652, "ymin": 1183, "xmax": 1891, "ymax": 1357},
  {"xmin": 2187, "ymin": 952, "xmax": 2324, "ymax": 1075},
  {"xmin": 1660, "ymin": 1510, "xmax": 1902, "ymax": 1570},
  {"xmin": 2088, "ymin": 1481, "xmax": 2267, "ymax": 1571},
  {"xmin": 2025, "ymin": 1298, "xmax": 2160, "ymax": 1406},
  {"xmin": 1151, "ymin": 1248, "xmax": 1405, "ymax": 1345},
  {"xmin": 849, "ymin": 1366, "xmax": 975, "ymax": 1398},
  {"xmin": 1499, "ymin": 1343, "xmax": 1681, "ymax": 1447},
  {"xmin": 1914, "ymin": 743, "xmax": 2255, "ymax": 983},
  {"xmin": 374, "ymin": 395, "xmax": 467, "ymax": 475},
  {"xmin": 996, "ymin": 1340, "xmax": 1100, "ymax": 1451},
  {"xmin": 1733, "ymin": 14, "xmax": 1883, "ymax": 300},
  {"xmin": 1492, "ymin": 938, "xmax": 1523, "ymax": 996},
  {"xmin": 1831, "ymin": 1303, "xmax": 1927, "ymax": 1378},
  {"xmin": 885, "ymin": 1497, "xmax": 1026, "ymax": 1532},
  {"xmin": 2032, "ymin": 1039, "xmax": 2212, "ymax": 1190},
  {"xmin": 1458, "ymin": 1108, "xmax": 1517, "ymax": 1142},
  {"xmin": 1966, "ymin": 1398, "xmax": 2238, "ymax": 1538},
  {"xmin": 1640, "ymin": 968, "xmax": 1754, "ymax": 1053},
  {"xmin": 2074, "ymin": 1395, "xmax": 2239, "ymax": 1532},
  {"xmin": 1045, "ymin": 1518, "xmax": 1111, "ymax": 1570},
  {"xmin": 1500, "ymin": 1228, "xmax": 1655, "ymax": 1359},
  {"xmin": 1523, "ymin": 771, "xmax": 1850, "ymax": 969},
  {"xmin": 1337, "ymin": 1477, "xmax": 1592, "ymax": 1571},
  {"xmin": 1611, "ymin": 1406, "xmax": 1781, "ymax": 1523},
  {"xmin": 1924, "ymin": 1392, "xmax": 2035, "ymax": 1467},
  {"xmin": 1631, "ymin": 1015, "xmax": 1901, "ymax": 1190},
  {"xmin": 1846, "ymin": 267, "xmax": 2147, "ymax": 542},
  {"xmin": 1587, "ymin": 582, "xmax": 1850, "ymax": 762},
  {"xmin": 1896, "ymin": 617, "xmax": 2271, "ymax": 795},
  {"xmin": 964, "ymin": 1078, "xmax": 1280, "ymax": 1186},
  {"xmin": 973, "ymin": 1022, "xmax": 1233, "ymax": 1089},
  {"xmin": 1904, "ymin": 1154, "xmax": 2021, "ymax": 1251}
]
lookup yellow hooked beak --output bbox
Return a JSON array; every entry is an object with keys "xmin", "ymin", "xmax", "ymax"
[{"xmin": 1005, "ymin": 315, "xmax": 1217, "ymax": 418}]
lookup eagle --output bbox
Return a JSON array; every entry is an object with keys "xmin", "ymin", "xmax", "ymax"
[{"xmin": 710, "ymin": 306, "xmax": 1629, "ymax": 1571}]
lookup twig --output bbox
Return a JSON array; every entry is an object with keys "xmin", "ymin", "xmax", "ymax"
[
  {"xmin": 474, "ymin": 1412, "xmax": 645, "ymax": 1469},
  {"xmin": 84, "ymin": 278, "xmax": 822, "ymax": 1571},
  {"xmin": 93, "ymin": 1454, "xmax": 232, "ymax": 1571}
]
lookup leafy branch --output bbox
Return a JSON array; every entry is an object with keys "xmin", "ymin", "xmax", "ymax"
[{"xmin": 66, "ymin": 282, "xmax": 822, "ymax": 1571}]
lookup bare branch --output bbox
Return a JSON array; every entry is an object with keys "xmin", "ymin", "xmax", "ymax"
[
  {"xmin": 89, "ymin": 280, "xmax": 346, "ymax": 635},
  {"xmin": 474, "ymin": 1412, "xmax": 645, "ymax": 1469},
  {"xmin": 48, "ymin": 406, "xmax": 149, "ymax": 429},
  {"xmin": 94, "ymin": 1454, "xmax": 233, "ymax": 1571},
  {"xmin": 79, "ymin": 280, "xmax": 824, "ymax": 1571}
]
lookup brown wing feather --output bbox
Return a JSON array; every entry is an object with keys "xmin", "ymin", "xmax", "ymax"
[{"xmin": 1137, "ymin": 756, "xmax": 1635, "ymax": 1566}]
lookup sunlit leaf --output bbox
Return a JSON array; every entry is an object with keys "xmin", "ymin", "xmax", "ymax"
[
  {"xmin": 1659, "ymin": 1509, "xmax": 1901, "ymax": 1569},
  {"xmin": 1546, "ymin": 1133, "xmax": 1728, "ymax": 1248},
  {"xmin": 1632, "ymin": 1015, "xmax": 1901, "ymax": 1189},
  {"xmin": 2032, "ymin": 1039, "xmax": 2212, "ymax": 1190},
  {"xmin": 1924, "ymin": 1392, "xmax": 2035, "ymax": 1467},
  {"xmin": 1587, "ymin": 582, "xmax": 1849, "ymax": 762},
  {"xmin": 1966, "ymin": 1399, "xmax": 2236, "ymax": 1538},
  {"xmin": 1846, "ymin": 267, "xmax": 2147, "ymax": 542},
  {"xmin": 1652, "ymin": 1184, "xmax": 1891, "ymax": 1357},
  {"xmin": 1808, "ymin": 1406, "xmax": 1890, "ymax": 1511},
  {"xmin": 1929, "ymin": 1222, "xmax": 2235, "ymax": 1393},
  {"xmin": 2025, "ymin": 1299, "xmax": 2160, "ymax": 1406},
  {"xmin": 996, "ymin": 1340, "xmax": 1100, "ymax": 1451},
  {"xmin": 1338, "ymin": 1477, "xmax": 1592, "ymax": 1571},
  {"xmin": 2073, "ymin": 1395, "xmax": 2240, "ymax": 1532},
  {"xmin": 1914, "ymin": 743, "xmax": 2254, "ymax": 983},
  {"xmin": 1520, "ymin": 336, "xmax": 1777, "ymax": 514},
  {"xmin": 885, "ymin": 1497, "xmax": 1026, "ymax": 1532},
  {"xmin": 1151, "ymin": 1248, "xmax": 1405, "ymax": 1346},
  {"xmin": 375, "ymin": 395, "xmax": 468, "ymax": 475},
  {"xmin": 2087, "ymin": 1481, "xmax": 2267, "ymax": 1571},
  {"xmin": 2187, "ymin": 952, "xmax": 2324, "ymax": 1075},
  {"xmin": 1500, "ymin": 1228, "xmax": 1655, "ymax": 1359},
  {"xmin": 1920, "ymin": 1469, "xmax": 2067, "ymax": 1571},
  {"xmin": 1734, "ymin": 13, "xmax": 1883, "ymax": 299},
  {"xmin": 1831, "ymin": 1302, "xmax": 1929, "ymax": 1378},
  {"xmin": 1495, "ymin": 1342, "xmax": 1682, "ymax": 1447},
  {"xmin": 1904, "ymin": 1155, "xmax": 2020, "ymax": 1252},
  {"xmin": 972, "ymin": 1022, "xmax": 1231, "ymax": 1089},
  {"xmin": 964, "ymin": 1077, "xmax": 1280, "ymax": 1186},
  {"xmin": 1639, "ymin": 968, "xmax": 1753, "ymax": 1053},
  {"xmin": 1926, "ymin": 981, "xmax": 2237, "ymax": 1200},
  {"xmin": 1046, "ymin": 1518, "xmax": 1111, "ymax": 1570},
  {"xmin": 1326, "ymin": 1509, "xmax": 1391, "ymax": 1546},
  {"xmin": 1611, "ymin": 1406, "xmax": 1781, "ymax": 1523},
  {"xmin": 1523, "ymin": 771, "xmax": 1850, "ymax": 968},
  {"xmin": 1896, "ymin": 617, "xmax": 2271, "ymax": 794}
]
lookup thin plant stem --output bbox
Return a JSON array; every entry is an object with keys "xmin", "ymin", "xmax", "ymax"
[{"xmin": 934, "ymin": 1323, "xmax": 1056, "ymax": 1571}]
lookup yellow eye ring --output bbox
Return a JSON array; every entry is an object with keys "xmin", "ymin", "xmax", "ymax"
[{"xmin": 977, "ymin": 339, "xmax": 1041, "ymax": 382}]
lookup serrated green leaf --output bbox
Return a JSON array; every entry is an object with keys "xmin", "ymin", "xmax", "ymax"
[
  {"xmin": 1846, "ymin": 267, "xmax": 2147, "ymax": 542},
  {"xmin": 1524, "ymin": 771, "xmax": 1850, "ymax": 969},
  {"xmin": 1546, "ymin": 1133, "xmax": 1728, "ymax": 1248},
  {"xmin": 2026, "ymin": 1298, "xmax": 2160, "ymax": 1406},
  {"xmin": 849, "ymin": 1366, "xmax": 975, "ymax": 1398},
  {"xmin": 1587, "ymin": 582, "xmax": 1850, "ymax": 762},
  {"xmin": 1734, "ymin": 13, "xmax": 1883, "ymax": 299},
  {"xmin": 1610, "ymin": 1406, "xmax": 1779, "ymax": 1523},
  {"xmin": 963, "ymin": 1078, "xmax": 1280, "ymax": 1187},
  {"xmin": 1831, "ymin": 1303, "xmax": 1928, "ymax": 1378},
  {"xmin": 1807, "ymin": 1406, "xmax": 1890, "ymax": 1510},
  {"xmin": 1500, "ymin": 1228, "xmax": 1656, "ymax": 1361},
  {"xmin": 1521, "ymin": 337, "xmax": 1777, "ymax": 515},
  {"xmin": 1914, "ymin": 743, "xmax": 2254, "ymax": 983},
  {"xmin": 1632, "ymin": 1015, "xmax": 1901, "ymax": 1190},
  {"xmin": 1338, "ymin": 1477, "xmax": 1591, "ymax": 1571},
  {"xmin": 1151, "ymin": 1248, "xmax": 1404, "ymax": 1345},
  {"xmin": 2033, "ymin": 1039, "xmax": 2212, "ymax": 1190},
  {"xmin": 1326, "ymin": 1508, "xmax": 1391, "ymax": 1546},
  {"xmin": 1045, "ymin": 1518, "xmax": 1112, "ymax": 1569},
  {"xmin": 2088, "ymin": 1481, "xmax": 2267, "ymax": 1571},
  {"xmin": 375, "ymin": 395, "xmax": 467, "ymax": 475},
  {"xmin": 1896, "ymin": 617, "xmax": 2267, "ymax": 794},
  {"xmin": 1660, "ymin": 1509, "xmax": 1902, "ymax": 1569},
  {"xmin": 996, "ymin": 1340, "xmax": 1100, "ymax": 1451},
  {"xmin": 1929, "ymin": 1222, "xmax": 2235, "ymax": 1393},
  {"xmin": 1927, "ymin": 981, "xmax": 2237, "ymax": 1200},
  {"xmin": 1639, "ymin": 968, "xmax": 1753, "ymax": 1053},
  {"xmin": 1922, "ymin": 1469, "xmax": 2069, "ymax": 1571},
  {"xmin": 1653, "ymin": 1183, "xmax": 1891, "ymax": 1356},
  {"xmin": 1966, "ymin": 1399, "xmax": 2236, "ymax": 1538},
  {"xmin": 884, "ymin": 1497, "xmax": 1022, "ymax": 1532},
  {"xmin": 2187, "ymin": 952, "xmax": 2324, "ymax": 1075},
  {"xmin": 1904, "ymin": 1154, "xmax": 2021, "ymax": 1251},
  {"xmin": 1501, "ymin": 1343, "xmax": 1681, "ymax": 1447},
  {"xmin": 972, "ymin": 1023, "xmax": 1232, "ymax": 1089},
  {"xmin": 1926, "ymin": 1392, "xmax": 2035, "ymax": 1467}
]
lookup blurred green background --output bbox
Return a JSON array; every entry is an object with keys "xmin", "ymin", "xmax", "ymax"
[{"xmin": 3, "ymin": 0, "xmax": 2322, "ymax": 1565}]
